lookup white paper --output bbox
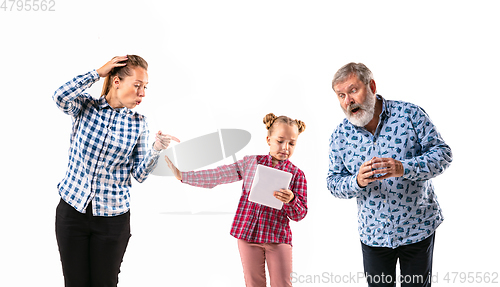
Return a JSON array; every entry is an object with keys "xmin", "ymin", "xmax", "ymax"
[{"xmin": 248, "ymin": 164, "xmax": 293, "ymax": 210}]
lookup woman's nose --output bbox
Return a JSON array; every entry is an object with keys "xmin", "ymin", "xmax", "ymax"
[{"xmin": 138, "ymin": 88, "xmax": 145, "ymax": 97}]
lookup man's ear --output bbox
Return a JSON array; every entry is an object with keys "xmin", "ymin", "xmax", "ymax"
[{"xmin": 369, "ymin": 79, "xmax": 377, "ymax": 94}]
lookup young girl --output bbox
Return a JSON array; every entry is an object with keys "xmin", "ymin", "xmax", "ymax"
[
  {"xmin": 53, "ymin": 55, "xmax": 179, "ymax": 287},
  {"xmin": 165, "ymin": 113, "xmax": 307, "ymax": 287}
]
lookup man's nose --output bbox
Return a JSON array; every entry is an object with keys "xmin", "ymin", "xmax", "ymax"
[{"xmin": 344, "ymin": 94, "xmax": 354, "ymax": 106}]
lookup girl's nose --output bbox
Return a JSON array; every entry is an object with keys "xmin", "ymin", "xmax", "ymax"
[{"xmin": 284, "ymin": 143, "xmax": 289, "ymax": 150}]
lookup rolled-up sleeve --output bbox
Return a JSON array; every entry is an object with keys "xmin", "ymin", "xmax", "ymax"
[
  {"xmin": 401, "ymin": 106, "xmax": 453, "ymax": 181},
  {"xmin": 182, "ymin": 160, "xmax": 244, "ymax": 189},
  {"xmin": 131, "ymin": 119, "xmax": 161, "ymax": 183},
  {"xmin": 283, "ymin": 170, "xmax": 308, "ymax": 221},
  {"xmin": 326, "ymin": 132, "xmax": 366, "ymax": 199},
  {"xmin": 53, "ymin": 70, "xmax": 100, "ymax": 117}
]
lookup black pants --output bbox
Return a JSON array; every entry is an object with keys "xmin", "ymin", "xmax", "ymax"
[
  {"xmin": 55, "ymin": 198, "xmax": 131, "ymax": 287},
  {"xmin": 361, "ymin": 233, "xmax": 435, "ymax": 287}
]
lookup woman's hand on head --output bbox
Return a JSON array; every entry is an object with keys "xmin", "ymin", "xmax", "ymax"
[
  {"xmin": 274, "ymin": 189, "xmax": 295, "ymax": 204},
  {"xmin": 97, "ymin": 56, "xmax": 128, "ymax": 77},
  {"xmin": 164, "ymin": 156, "xmax": 182, "ymax": 180}
]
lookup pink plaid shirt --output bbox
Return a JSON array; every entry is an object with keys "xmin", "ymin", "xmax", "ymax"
[{"xmin": 182, "ymin": 154, "xmax": 307, "ymax": 245}]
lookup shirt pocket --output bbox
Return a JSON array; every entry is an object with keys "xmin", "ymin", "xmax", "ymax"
[
  {"xmin": 107, "ymin": 127, "xmax": 140, "ymax": 162},
  {"xmin": 377, "ymin": 129, "xmax": 419, "ymax": 161},
  {"xmin": 343, "ymin": 143, "xmax": 375, "ymax": 175}
]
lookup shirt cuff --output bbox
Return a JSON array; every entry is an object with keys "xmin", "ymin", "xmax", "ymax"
[
  {"xmin": 350, "ymin": 174, "xmax": 364, "ymax": 190},
  {"xmin": 90, "ymin": 69, "xmax": 101, "ymax": 81},
  {"xmin": 400, "ymin": 160, "xmax": 416, "ymax": 180},
  {"xmin": 180, "ymin": 171, "xmax": 191, "ymax": 183},
  {"xmin": 286, "ymin": 192, "xmax": 297, "ymax": 204},
  {"xmin": 151, "ymin": 146, "xmax": 161, "ymax": 157},
  {"xmin": 284, "ymin": 199, "xmax": 298, "ymax": 210}
]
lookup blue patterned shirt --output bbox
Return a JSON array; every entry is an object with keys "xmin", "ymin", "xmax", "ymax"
[
  {"xmin": 53, "ymin": 70, "xmax": 160, "ymax": 216},
  {"xmin": 327, "ymin": 95, "xmax": 452, "ymax": 248}
]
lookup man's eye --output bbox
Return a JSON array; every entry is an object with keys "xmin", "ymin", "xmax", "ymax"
[
  {"xmin": 339, "ymin": 94, "xmax": 345, "ymax": 99},
  {"xmin": 351, "ymin": 88, "xmax": 357, "ymax": 93}
]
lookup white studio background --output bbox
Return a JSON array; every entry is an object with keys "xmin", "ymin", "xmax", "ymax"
[{"xmin": 1, "ymin": 1, "xmax": 498, "ymax": 286}]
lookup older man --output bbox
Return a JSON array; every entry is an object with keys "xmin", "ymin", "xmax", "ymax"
[{"xmin": 327, "ymin": 63, "xmax": 452, "ymax": 287}]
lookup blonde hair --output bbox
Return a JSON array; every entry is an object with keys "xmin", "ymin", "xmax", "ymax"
[
  {"xmin": 263, "ymin": 113, "xmax": 306, "ymax": 135},
  {"xmin": 100, "ymin": 55, "xmax": 148, "ymax": 97}
]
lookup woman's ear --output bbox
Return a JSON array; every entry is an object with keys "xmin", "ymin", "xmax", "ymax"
[{"xmin": 113, "ymin": 75, "xmax": 121, "ymax": 89}]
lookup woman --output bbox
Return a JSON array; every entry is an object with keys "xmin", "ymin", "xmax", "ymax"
[
  {"xmin": 165, "ymin": 113, "xmax": 308, "ymax": 287},
  {"xmin": 53, "ymin": 55, "xmax": 179, "ymax": 287}
]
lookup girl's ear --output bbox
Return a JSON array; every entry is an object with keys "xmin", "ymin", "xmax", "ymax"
[{"xmin": 266, "ymin": 135, "xmax": 271, "ymax": 146}]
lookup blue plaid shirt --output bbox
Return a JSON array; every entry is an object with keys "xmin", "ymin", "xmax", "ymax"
[
  {"xmin": 327, "ymin": 95, "xmax": 453, "ymax": 248},
  {"xmin": 53, "ymin": 70, "xmax": 160, "ymax": 216}
]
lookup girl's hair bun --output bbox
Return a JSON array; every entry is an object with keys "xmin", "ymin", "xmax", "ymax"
[
  {"xmin": 263, "ymin": 113, "xmax": 278, "ymax": 130},
  {"xmin": 263, "ymin": 113, "xmax": 306, "ymax": 135},
  {"xmin": 295, "ymin": 119, "xmax": 306, "ymax": 134}
]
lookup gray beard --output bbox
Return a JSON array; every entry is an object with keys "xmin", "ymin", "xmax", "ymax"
[{"xmin": 343, "ymin": 92, "xmax": 376, "ymax": 127}]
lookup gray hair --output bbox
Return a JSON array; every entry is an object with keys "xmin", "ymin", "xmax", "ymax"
[{"xmin": 332, "ymin": 62, "xmax": 373, "ymax": 90}]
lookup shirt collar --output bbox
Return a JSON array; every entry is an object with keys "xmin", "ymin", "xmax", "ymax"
[
  {"xmin": 96, "ymin": 96, "xmax": 134, "ymax": 116},
  {"xmin": 97, "ymin": 96, "xmax": 110, "ymax": 110},
  {"xmin": 377, "ymin": 94, "xmax": 390, "ymax": 118},
  {"xmin": 265, "ymin": 153, "xmax": 289, "ymax": 168}
]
